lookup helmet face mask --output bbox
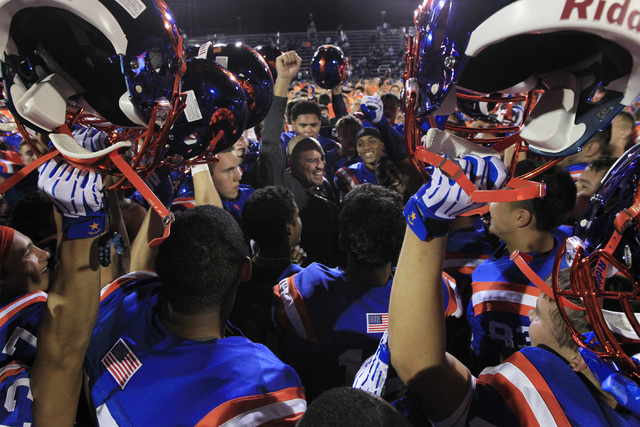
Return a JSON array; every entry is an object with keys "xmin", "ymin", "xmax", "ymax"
[
  {"xmin": 554, "ymin": 144, "xmax": 640, "ymax": 381},
  {"xmin": 0, "ymin": 0, "xmax": 187, "ymax": 191},
  {"xmin": 1, "ymin": 0, "xmax": 184, "ymax": 130},
  {"xmin": 406, "ymin": 0, "xmax": 640, "ymax": 160}
]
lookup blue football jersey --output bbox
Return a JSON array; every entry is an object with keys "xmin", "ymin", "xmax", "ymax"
[
  {"xmin": 333, "ymin": 162, "xmax": 378, "ymax": 197},
  {"xmin": 86, "ymin": 271, "xmax": 306, "ymax": 426},
  {"xmin": 462, "ymin": 347, "xmax": 640, "ymax": 426},
  {"xmin": 468, "ymin": 227, "xmax": 571, "ymax": 368}
]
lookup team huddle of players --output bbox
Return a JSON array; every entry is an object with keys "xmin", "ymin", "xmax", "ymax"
[{"xmin": 1, "ymin": 0, "xmax": 640, "ymax": 426}]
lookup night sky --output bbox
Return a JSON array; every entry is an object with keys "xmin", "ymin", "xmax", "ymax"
[{"xmin": 164, "ymin": 0, "xmax": 419, "ymax": 36}]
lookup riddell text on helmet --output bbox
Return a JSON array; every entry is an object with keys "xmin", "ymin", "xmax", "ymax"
[{"xmin": 561, "ymin": 0, "xmax": 640, "ymax": 30}]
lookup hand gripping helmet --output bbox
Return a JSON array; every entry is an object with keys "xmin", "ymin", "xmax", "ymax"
[
  {"xmin": 254, "ymin": 45, "xmax": 283, "ymax": 82},
  {"xmin": 166, "ymin": 57, "xmax": 247, "ymax": 162},
  {"xmin": 554, "ymin": 143, "xmax": 640, "ymax": 380},
  {"xmin": 309, "ymin": 45, "xmax": 348, "ymax": 90},
  {"xmin": 405, "ymin": 0, "xmax": 640, "ymax": 159},
  {"xmin": 0, "ymin": 0, "xmax": 184, "ymax": 132},
  {"xmin": 197, "ymin": 41, "xmax": 273, "ymax": 129}
]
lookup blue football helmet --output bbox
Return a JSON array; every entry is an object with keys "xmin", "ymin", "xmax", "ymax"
[
  {"xmin": 254, "ymin": 45, "xmax": 282, "ymax": 82},
  {"xmin": 197, "ymin": 42, "xmax": 273, "ymax": 128},
  {"xmin": 309, "ymin": 45, "xmax": 348, "ymax": 90},
  {"xmin": 0, "ymin": 0, "xmax": 184, "ymax": 131},
  {"xmin": 406, "ymin": 0, "xmax": 640, "ymax": 157},
  {"xmin": 166, "ymin": 58, "xmax": 247, "ymax": 161}
]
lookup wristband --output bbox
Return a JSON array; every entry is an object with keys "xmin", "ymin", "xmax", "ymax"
[
  {"xmin": 190, "ymin": 163, "xmax": 210, "ymax": 176},
  {"xmin": 404, "ymin": 197, "xmax": 451, "ymax": 241},
  {"xmin": 62, "ymin": 213, "xmax": 106, "ymax": 239}
]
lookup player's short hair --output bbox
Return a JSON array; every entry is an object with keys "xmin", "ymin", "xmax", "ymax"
[
  {"xmin": 547, "ymin": 269, "xmax": 640, "ymax": 356},
  {"xmin": 156, "ymin": 205, "xmax": 247, "ymax": 314},
  {"xmin": 297, "ymin": 387, "xmax": 412, "ymax": 427},
  {"xmin": 290, "ymin": 138, "xmax": 324, "ymax": 161},
  {"xmin": 380, "ymin": 92, "xmax": 400, "ymax": 105},
  {"xmin": 513, "ymin": 160, "xmax": 576, "ymax": 232},
  {"xmin": 242, "ymin": 186, "xmax": 297, "ymax": 251},
  {"xmin": 335, "ymin": 114, "xmax": 362, "ymax": 131},
  {"xmin": 588, "ymin": 124, "xmax": 611, "ymax": 150},
  {"xmin": 545, "ymin": 269, "xmax": 590, "ymax": 350},
  {"xmin": 318, "ymin": 93, "xmax": 331, "ymax": 106},
  {"xmin": 588, "ymin": 157, "xmax": 617, "ymax": 174},
  {"xmin": 291, "ymin": 100, "xmax": 322, "ymax": 122},
  {"xmin": 339, "ymin": 184, "xmax": 404, "ymax": 266},
  {"xmin": 616, "ymin": 109, "xmax": 636, "ymax": 129}
]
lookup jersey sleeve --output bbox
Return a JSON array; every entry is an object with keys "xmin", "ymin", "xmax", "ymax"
[
  {"xmin": 0, "ymin": 361, "xmax": 34, "ymax": 426},
  {"xmin": 194, "ymin": 386, "xmax": 306, "ymax": 426},
  {"xmin": 442, "ymin": 272, "xmax": 463, "ymax": 318},
  {"xmin": 272, "ymin": 275, "xmax": 317, "ymax": 342}
]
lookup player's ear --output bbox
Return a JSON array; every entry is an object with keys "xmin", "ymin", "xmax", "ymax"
[
  {"xmin": 570, "ymin": 352, "xmax": 588, "ymax": 373},
  {"xmin": 513, "ymin": 207, "xmax": 532, "ymax": 228}
]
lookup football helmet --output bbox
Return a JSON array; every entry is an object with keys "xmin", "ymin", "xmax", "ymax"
[
  {"xmin": 405, "ymin": 0, "xmax": 640, "ymax": 158},
  {"xmin": 254, "ymin": 45, "xmax": 282, "ymax": 82},
  {"xmin": 0, "ymin": 0, "xmax": 184, "ymax": 131},
  {"xmin": 197, "ymin": 41, "xmax": 273, "ymax": 128},
  {"xmin": 166, "ymin": 57, "xmax": 247, "ymax": 162},
  {"xmin": 309, "ymin": 45, "xmax": 348, "ymax": 90},
  {"xmin": 555, "ymin": 143, "xmax": 640, "ymax": 380}
]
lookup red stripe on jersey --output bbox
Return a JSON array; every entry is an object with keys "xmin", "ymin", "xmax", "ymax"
[
  {"xmin": 336, "ymin": 167, "xmax": 360, "ymax": 190},
  {"xmin": 473, "ymin": 282, "xmax": 540, "ymax": 295},
  {"xmin": 195, "ymin": 386, "xmax": 306, "ymax": 426},
  {"xmin": 0, "ymin": 292, "xmax": 47, "ymax": 329},
  {"xmin": 442, "ymin": 272, "xmax": 460, "ymax": 317},
  {"xmin": 479, "ymin": 352, "xmax": 570, "ymax": 426},
  {"xmin": 472, "ymin": 282, "xmax": 541, "ymax": 316},
  {"xmin": 100, "ymin": 271, "xmax": 157, "ymax": 302},
  {"xmin": 473, "ymin": 300, "xmax": 536, "ymax": 317},
  {"xmin": 274, "ymin": 276, "xmax": 317, "ymax": 342},
  {"xmin": 0, "ymin": 361, "xmax": 28, "ymax": 384},
  {"xmin": 172, "ymin": 197, "xmax": 195, "ymax": 210},
  {"xmin": 511, "ymin": 352, "xmax": 570, "ymax": 426},
  {"xmin": 479, "ymin": 367, "xmax": 538, "ymax": 425}
]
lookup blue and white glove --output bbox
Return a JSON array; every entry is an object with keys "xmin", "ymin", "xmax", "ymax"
[
  {"xmin": 353, "ymin": 330, "xmax": 390, "ymax": 396},
  {"xmin": 404, "ymin": 154, "xmax": 507, "ymax": 240},
  {"xmin": 38, "ymin": 159, "xmax": 105, "ymax": 239},
  {"xmin": 72, "ymin": 126, "xmax": 109, "ymax": 152},
  {"xmin": 360, "ymin": 95, "xmax": 386, "ymax": 126}
]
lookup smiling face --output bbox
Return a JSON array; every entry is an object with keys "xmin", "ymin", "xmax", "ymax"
[
  {"xmin": 0, "ymin": 231, "xmax": 50, "ymax": 302},
  {"xmin": 357, "ymin": 135, "xmax": 385, "ymax": 170},
  {"xmin": 290, "ymin": 148, "xmax": 325, "ymax": 188}
]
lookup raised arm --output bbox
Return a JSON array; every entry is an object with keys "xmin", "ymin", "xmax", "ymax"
[
  {"xmin": 388, "ymin": 154, "xmax": 507, "ymax": 422},
  {"xmin": 390, "ymin": 230, "xmax": 471, "ymax": 421},
  {"xmin": 31, "ymin": 157, "xmax": 104, "ymax": 426},
  {"xmin": 256, "ymin": 51, "xmax": 309, "ymax": 210},
  {"xmin": 191, "ymin": 163, "xmax": 223, "ymax": 207}
]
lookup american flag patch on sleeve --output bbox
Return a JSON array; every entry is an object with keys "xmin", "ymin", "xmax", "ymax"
[
  {"xmin": 102, "ymin": 338, "xmax": 142, "ymax": 389},
  {"xmin": 366, "ymin": 313, "xmax": 389, "ymax": 333}
]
